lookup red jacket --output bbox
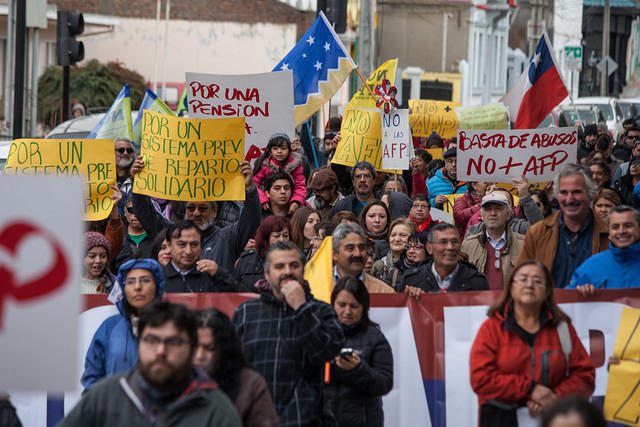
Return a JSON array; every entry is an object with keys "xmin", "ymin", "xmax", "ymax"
[
  {"xmin": 453, "ymin": 191, "xmax": 481, "ymax": 237},
  {"xmin": 470, "ymin": 306, "xmax": 594, "ymax": 410}
]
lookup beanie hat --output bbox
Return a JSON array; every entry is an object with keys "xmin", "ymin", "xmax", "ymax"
[{"xmin": 84, "ymin": 231, "xmax": 111, "ymax": 258}]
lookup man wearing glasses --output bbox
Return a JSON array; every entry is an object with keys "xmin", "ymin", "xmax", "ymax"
[
  {"xmin": 400, "ymin": 223, "xmax": 489, "ymax": 296},
  {"xmin": 307, "ymin": 168, "xmax": 343, "ymax": 220},
  {"xmin": 612, "ymin": 126, "xmax": 640, "ymax": 183},
  {"xmin": 113, "ymin": 196, "xmax": 153, "ymax": 271},
  {"xmin": 60, "ymin": 301, "xmax": 241, "ymax": 426},
  {"xmin": 461, "ymin": 192, "xmax": 525, "ymax": 290},
  {"xmin": 612, "ymin": 124, "xmax": 640, "ymax": 162}
]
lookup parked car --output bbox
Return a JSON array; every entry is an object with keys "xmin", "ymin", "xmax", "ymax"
[
  {"xmin": 556, "ymin": 104, "xmax": 605, "ymax": 127},
  {"xmin": 46, "ymin": 111, "xmax": 137, "ymax": 139},
  {"xmin": 571, "ymin": 97, "xmax": 624, "ymax": 139},
  {"xmin": 618, "ymin": 98, "xmax": 640, "ymax": 119}
]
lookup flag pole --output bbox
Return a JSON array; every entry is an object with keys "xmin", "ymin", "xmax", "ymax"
[{"xmin": 355, "ymin": 67, "xmax": 378, "ymax": 100}]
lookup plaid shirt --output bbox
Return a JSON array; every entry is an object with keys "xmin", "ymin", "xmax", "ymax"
[{"xmin": 232, "ymin": 282, "xmax": 344, "ymax": 426}]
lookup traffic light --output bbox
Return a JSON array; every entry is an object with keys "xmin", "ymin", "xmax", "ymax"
[
  {"xmin": 318, "ymin": 0, "xmax": 347, "ymax": 34},
  {"xmin": 56, "ymin": 11, "xmax": 84, "ymax": 66}
]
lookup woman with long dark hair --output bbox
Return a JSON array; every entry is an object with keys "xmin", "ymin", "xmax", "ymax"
[
  {"xmin": 469, "ymin": 260, "xmax": 595, "ymax": 426},
  {"xmin": 326, "ymin": 277, "xmax": 393, "ymax": 427},
  {"xmin": 194, "ymin": 309, "xmax": 277, "ymax": 427}
]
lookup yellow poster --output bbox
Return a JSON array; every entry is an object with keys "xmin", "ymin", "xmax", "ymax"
[
  {"xmin": 455, "ymin": 103, "xmax": 509, "ymax": 130},
  {"xmin": 134, "ymin": 110, "xmax": 245, "ymax": 201},
  {"xmin": 332, "ymin": 108, "xmax": 384, "ymax": 170},
  {"xmin": 409, "ymin": 99, "xmax": 461, "ymax": 138},
  {"xmin": 347, "ymin": 59, "xmax": 398, "ymax": 110},
  {"xmin": 604, "ymin": 307, "xmax": 640, "ymax": 426},
  {"xmin": 427, "ymin": 148, "xmax": 443, "ymax": 160},
  {"xmin": 304, "ymin": 236, "xmax": 333, "ymax": 304},
  {"xmin": 4, "ymin": 139, "xmax": 116, "ymax": 221}
]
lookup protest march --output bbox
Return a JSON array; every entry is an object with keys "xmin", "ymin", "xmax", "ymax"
[{"xmin": 3, "ymin": 8, "xmax": 640, "ymax": 427}]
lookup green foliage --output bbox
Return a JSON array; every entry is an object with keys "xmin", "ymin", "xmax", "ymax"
[{"xmin": 38, "ymin": 59, "xmax": 148, "ymax": 126}]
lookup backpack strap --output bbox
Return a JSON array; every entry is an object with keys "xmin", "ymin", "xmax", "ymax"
[{"xmin": 556, "ymin": 321, "xmax": 572, "ymax": 377}]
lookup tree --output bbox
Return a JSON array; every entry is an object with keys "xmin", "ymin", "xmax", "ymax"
[{"xmin": 38, "ymin": 59, "xmax": 148, "ymax": 128}]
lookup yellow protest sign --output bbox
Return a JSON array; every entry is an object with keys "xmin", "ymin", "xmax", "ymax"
[
  {"xmin": 347, "ymin": 59, "xmax": 398, "ymax": 110},
  {"xmin": 455, "ymin": 103, "xmax": 509, "ymax": 130},
  {"xmin": 332, "ymin": 108, "xmax": 384, "ymax": 170},
  {"xmin": 134, "ymin": 110, "xmax": 245, "ymax": 201},
  {"xmin": 604, "ymin": 307, "xmax": 640, "ymax": 425},
  {"xmin": 427, "ymin": 148, "xmax": 443, "ymax": 160},
  {"xmin": 4, "ymin": 139, "xmax": 116, "ymax": 221},
  {"xmin": 409, "ymin": 99, "xmax": 461, "ymax": 138}
]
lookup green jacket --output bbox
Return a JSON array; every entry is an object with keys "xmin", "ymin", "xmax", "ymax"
[{"xmin": 58, "ymin": 368, "xmax": 242, "ymax": 427}]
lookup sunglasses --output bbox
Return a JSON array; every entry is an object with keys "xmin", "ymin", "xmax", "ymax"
[
  {"xmin": 126, "ymin": 206, "xmax": 135, "ymax": 214},
  {"xmin": 116, "ymin": 147, "xmax": 134, "ymax": 154}
]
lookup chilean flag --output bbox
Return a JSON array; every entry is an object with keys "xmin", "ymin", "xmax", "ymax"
[{"xmin": 501, "ymin": 33, "xmax": 569, "ymax": 129}]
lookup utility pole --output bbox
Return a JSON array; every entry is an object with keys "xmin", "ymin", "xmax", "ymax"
[
  {"xmin": 12, "ymin": 0, "xmax": 26, "ymax": 139},
  {"xmin": 358, "ymin": 0, "xmax": 374, "ymax": 84},
  {"xmin": 600, "ymin": 0, "xmax": 610, "ymax": 96}
]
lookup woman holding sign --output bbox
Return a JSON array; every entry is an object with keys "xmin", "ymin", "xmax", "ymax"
[{"xmin": 469, "ymin": 260, "xmax": 594, "ymax": 426}]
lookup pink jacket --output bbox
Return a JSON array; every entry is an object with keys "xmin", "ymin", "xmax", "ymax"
[
  {"xmin": 253, "ymin": 152, "xmax": 307, "ymax": 206},
  {"xmin": 453, "ymin": 191, "xmax": 482, "ymax": 237}
]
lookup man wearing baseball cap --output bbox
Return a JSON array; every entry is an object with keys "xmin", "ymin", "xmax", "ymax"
[
  {"xmin": 426, "ymin": 146, "xmax": 468, "ymax": 209},
  {"xmin": 307, "ymin": 168, "xmax": 344, "ymax": 220},
  {"xmin": 461, "ymin": 192, "xmax": 525, "ymax": 290}
]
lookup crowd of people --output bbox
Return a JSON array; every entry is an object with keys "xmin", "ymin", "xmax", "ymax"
[{"xmin": 8, "ymin": 117, "xmax": 638, "ymax": 426}]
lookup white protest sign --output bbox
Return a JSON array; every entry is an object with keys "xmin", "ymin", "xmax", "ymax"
[
  {"xmin": 457, "ymin": 127, "xmax": 578, "ymax": 183},
  {"xmin": 430, "ymin": 207, "xmax": 453, "ymax": 224},
  {"xmin": 381, "ymin": 109, "xmax": 412, "ymax": 170},
  {"xmin": 186, "ymin": 70, "xmax": 295, "ymax": 163},
  {"xmin": 0, "ymin": 175, "xmax": 82, "ymax": 391}
]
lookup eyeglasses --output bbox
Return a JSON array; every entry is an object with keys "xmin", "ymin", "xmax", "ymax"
[
  {"xmin": 412, "ymin": 203, "xmax": 429, "ymax": 210},
  {"xmin": 512, "ymin": 275, "xmax": 545, "ymax": 286},
  {"xmin": 433, "ymin": 239, "xmax": 460, "ymax": 246},
  {"xmin": 116, "ymin": 147, "xmax": 135, "ymax": 154},
  {"xmin": 627, "ymin": 135, "xmax": 640, "ymax": 141},
  {"xmin": 126, "ymin": 206, "xmax": 135, "ymax": 214},
  {"xmin": 186, "ymin": 205, "xmax": 210, "ymax": 212},
  {"xmin": 141, "ymin": 334, "xmax": 188, "ymax": 350},
  {"xmin": 125, "ymin": 276, "xmax": 154, "ymax": 286},
  {"xmin": 406, "ymin": 244, "xmax": 425, "ymax": 251}
]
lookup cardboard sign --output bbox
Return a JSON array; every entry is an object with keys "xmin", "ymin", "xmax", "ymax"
[
  {"xmin": 457, "ymin": 127, "xmax": 578, "ymax": 183},
  {"xmin": 604, "ymin": 307, "xmax": 640, "ymax": 425},
  {"xmin": 4, "ymin": 139, "xmax": 116, "ymax": 221},
  {"xmin": 409, "ymin": 99, "xmax": 461, "ymax": 139},
  {"xmin": 186, "ymin": 71, "xmax": 294, "ymax": 163},
  {"xmin": 381, "ymin": 109, "xmax": 412, "ymax": 170},
  {"xmin": 134, "ymin": 111, "xmax": 246, "ymax": 201},
  {"xmin": 455, "ymin": 103, "xmax": 509, "ymax": 130},
  {"xmin": 332, "ymin": 108, "xmax": 384, "ymax": 170},
  {"xmin": 0, "ymin": 175, "xmax": 82, "ymax": 391}
]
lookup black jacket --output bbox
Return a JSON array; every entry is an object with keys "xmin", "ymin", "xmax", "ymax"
[
  {"xmin": 397, "ymin": 259, "xmax": 489, "ymax": 292},
  {"xmin": 325, "ymin": 322, "xmax": 393, "ymax": 427},
  {"xmin": 112, "ymin": 233, "xmax": 153, "ymax": 272},
  {"xmin": 233, "ymin": 250, "xmax": 264, "ymax": 292},
  {"xmin": 163, "ymin": 263, "xmax": 238, "ymax": 293}
]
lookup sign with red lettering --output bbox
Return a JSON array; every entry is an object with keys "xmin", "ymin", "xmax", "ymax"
[
  {"xmin": 0, "ymin": 176, "xmax": 82, "ymax": 391},
  {"xmin": 457, "ymin": 127, "xmax": 578, "ymax": 183},
  {"xmin": 185, "ymin": 71, "xmax": 294, "ymax": 163},
  {"xmin": 381, "ymin": 109, "xmax": 412, "ymax": 170}
]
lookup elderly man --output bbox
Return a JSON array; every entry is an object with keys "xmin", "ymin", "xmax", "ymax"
[
  {"xmin": 115, "ymin": 138, "xmax": 135, "ymax": 189},
  {"xmin": 130, "ymin": 155, "xmax": 260, "ymax": 271},
  {"xmin": 517, "ymin": 164, "xmax": 609, "ymax": 288},
  {"xmin": 233, "ymin": 241, "xmax": 344, "ymax": 426},
  {"xmin": 426, "ymin": 147, "xmax": 468, "ymax": 209},
  {"xmin": 461, "ymin": 192, "xmax": 525, "ymax": 290},
  {"xmin": 59, "ymin": 301, "xmax": 241, "ymax": 426},
  {"xmin": 568, "ymin": 205, "xmax": 640, "ymax": 294},
  {"xmin": 331, "ymin": 222, "xmax": 395, "ymax": 293},
  {"xmin": 306, "ymin": 168, "xmax": 344, "ymax": 220},
  {"xmin": 398, "ymin": 223, "xmax": 489, "ymax": 295}
]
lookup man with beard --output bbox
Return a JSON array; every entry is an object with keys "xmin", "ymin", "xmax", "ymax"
[
  {"xmin": 307, "ymin": 168, "xmax": 344, "ymax": 220},
  {"xmin": 568, "ymin": 205, "xmax": 640, "ymax": 292},
  {"xmin": 328, "ymin": 161, "xmax": 378, "ymax": 219},
  {"xmin": 331, "ymin": 222, "xmax": 395, "ymax": 293},
  {"xmin": 59, "ymin": 301, "xmax": 241, "ymax": 426},
  {"xmin": 232, "ymin": 241, "xmax": 344, "ymax": 426},
  {"xmin": 130, "ymin": 155, "xmax": 260, "ymax": 271},
  {"xmin": 115, "ymin": 138, "xmax": 135, "ymax": 189},
  {"xmin": 162, "ymin": 220, "xmax": 237, "ymax": 293},
  {"xmin": 517, "ymin": 164, "xmax": 609, "ymax": 288}
]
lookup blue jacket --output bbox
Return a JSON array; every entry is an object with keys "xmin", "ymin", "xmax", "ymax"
[
  {"xmin": 426, "ymin": 168, "xmax": 467, "ymax": 207},
  {"xmin": 81, "ymin": 259, "xmax": 165, "ymax": 390},
  {"xmin": 567, "ymin": 240, "xmax": 640, "ymax": 289}
]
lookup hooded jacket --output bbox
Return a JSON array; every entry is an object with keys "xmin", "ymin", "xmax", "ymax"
[
  {"xmin": 232, "ymin": 279, "xmax": 345, "ymax": 427},
  {"xmin": 81, "ymin": 259, "xmax": 165, "ymax": 390},
  {"xmin": 567, "ymin": 240, "xmax": 640, "ymax": 288},
  {"xmin": 426, "ymin": 167, "xmax": 468, "ymax": 207}
]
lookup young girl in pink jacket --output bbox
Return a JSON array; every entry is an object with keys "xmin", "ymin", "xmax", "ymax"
[{"xmin": 252, "ymin": 133, "xmax": 306, "ymax": 215}]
